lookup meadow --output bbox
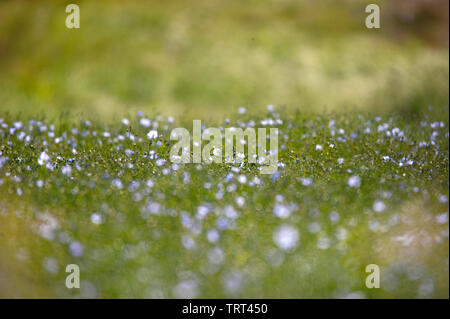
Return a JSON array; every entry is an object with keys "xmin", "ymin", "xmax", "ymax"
[
  {"xmin": 0, "ymin": 107, "xmax": 448, "ymax": 298},
  {"xmin": 0, "ymin": 0, "xmax": 448, "ymax": 298}
]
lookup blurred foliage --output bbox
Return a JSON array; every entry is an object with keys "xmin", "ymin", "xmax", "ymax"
[
  {"xmin": 0, "ymin": 0, "xmax": 448, "ymax": 120},
  {"xmin": 386, "ymin": 0, "xmax": 449, "ymax": 47}
]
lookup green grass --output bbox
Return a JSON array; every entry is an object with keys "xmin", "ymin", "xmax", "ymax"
[{"xmin": 0, "ymin": 107, "xmax": 448, "ymax": 298}]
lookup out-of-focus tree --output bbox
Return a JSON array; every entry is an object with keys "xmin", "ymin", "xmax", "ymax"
[{"xmin": 386, "ymin": 0, "xmax": 449, "ymax": 47}]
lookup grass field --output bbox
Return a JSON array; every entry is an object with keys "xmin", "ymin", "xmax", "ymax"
[
  {"xmin": 0, "ymin": 0, "xmax": 449, "ymax": 298},
  {"xmin": 0, "ymin": 107, "xmax": 448, "ymax": 298}
]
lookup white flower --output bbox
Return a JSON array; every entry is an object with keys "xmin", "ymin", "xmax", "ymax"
[
  {"xmin": 213, "ymin": 148, "xmax": 222, "ymax": 156},
  {"xmin": 112, "ymin": 179, "xmax": 123, "ymax": 190},
  {"xmin": 372, "ymin": 200, "xmax": 386, "ymax": 213},
  {"xmin": 235, "ymin": 196, "xmax": 245, "ymax": 207},
  {"xmin": 348, "ymin": 175, "xmax": 361, "ymax": 188},
  {"xmin": 13, "ymin": 121, "xmax": 23, "ymax": 129},
  {"xmin": 173, "ymin": 280, "xmax": 199, "ymax": 299},
  {"xmin": 69, "ymin": 241, "xmax": 83, "ymax": 257},
  {"xmin": 274, "ymin": 204, "xmax": 291, "ymax": 218},
  {"xmin": 273, "ymin": 225, "xmax": 299, "ymax": 250},
  {"xmin": 435, "ymin": 212, "xmax": 448, "ymax": 224},
  {"xmin": 438, "ymin": 195, "xmax": 448, "ymax": 204},
  {"xmin": 329, "ymin": 211, "xmax": 340, "ymax": 223},
  {"xmin": 196, "ymin": 205, "xmax": 210, "ymax": 219},
  {"xmin": 224, "ymin": 205, "xmax": 238, "ymax": 219},
  {"xmin": 61, "ymin": 165, "xmax": 72, "ymax": 177},
  {"xmin": 38, "ymin": 151, "xmax": 50, "ymax": 165},
  {"xmin": 237, "ymin": 175, "xmax": 247, "ymax": 184},
  {"xmin": 147, "ymin": 130, "xmax": 158, "ymax": 139},
  {"xmin": 301, "ymin": 177, "xmax": 313, "ymax": 186},
  {"xmin": 155, "ymin": 159, "xmax": 166, "ymax": 166},
  {"xmin": 139, "ymin": 118, "xmax": 151, "ymax": 127},
  {"xmin": 90, "ymin": 213, "xmax": 102, "ymax": 225},
  {"xmin": 223, "ymin": 271, "xmax": 243, "ymax": 295},
  {"xmin": 207, "ymin": 229, "xmax": 220, "ymax": 243},
  {"xmin": 181, "ymin": 235, "xmax": 196, "ymax": 250}
]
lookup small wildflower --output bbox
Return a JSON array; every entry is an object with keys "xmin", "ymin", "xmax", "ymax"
[
  {"xmin": 348, "ymin": 175, "xmax": 361, "ymax": 188},
  {"xmin": 372, "ymin": 200, "xmax": 386, "ymax": 213},
  {"xmin": 273, "ymin": 225, "xmax": 299, "ymax": 251},
  {"xmin": 147, "ymin": 130, "xmax": 158, "ymax": 139},
  {"xmin": 140, "ymin": 118, "xmax": 151, "ymax": 127}
]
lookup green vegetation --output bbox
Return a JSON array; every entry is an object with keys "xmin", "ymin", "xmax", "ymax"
[
  {"xmin": 0, "ymin": 108, "xmax": 448, "ymax": 297},
  {"xmin": 0, "ymin": 0, "xmax": 448, "ymax": 119},
  {"xmin": 0, "ymin": 0, "xmax": 448, "ymax": 298}
]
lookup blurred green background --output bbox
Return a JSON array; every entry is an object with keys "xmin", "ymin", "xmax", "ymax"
[{"xmin": 0, "ymin": 0, "xmax": 448, "ymax": 120}]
